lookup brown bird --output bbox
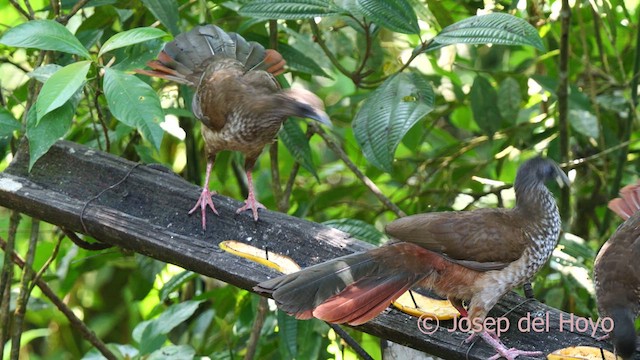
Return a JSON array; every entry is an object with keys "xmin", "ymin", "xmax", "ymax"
[
  {"xmin": 137, "ymin": 25, "xmax": 330, "ymax": 228},
  {"xmin": 255, "ymin": 157, "xmax": 569, "ymax": 359},
  {"xmin": 595, "ymin": 182, "xmax": 640, "ymax": 359}
]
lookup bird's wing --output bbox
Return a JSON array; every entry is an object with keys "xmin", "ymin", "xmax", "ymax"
[{"xmin": 385, "ymin": 209, "xmax": 529, "ymax": 267}]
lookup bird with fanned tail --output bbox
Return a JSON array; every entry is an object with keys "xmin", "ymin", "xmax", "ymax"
[
  {"xmin": 136, "ymin": 25, "xmax": 330, "ymax": 229},
  {"xmin": 255, "ymin": 157, "xmax": 569, "ymax": 360},
  {"xmin": 595, "ymin": 181, "xmax": 640, "ymax": 359}
]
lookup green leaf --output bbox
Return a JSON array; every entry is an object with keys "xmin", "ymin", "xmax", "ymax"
[
  {"xmin": 353, "ymin": 72, "xmax": 435, "ymax": 172},
  {"xmin": 99, "ymin": 27, "xmax": 167, "ymax": 57},
  {"xmin": 426, "ymin": 13, "xmax": 545, "ymax": 52},
  {"xmin": 159, "ymin": 271, "xmax": 198, "ymax": 301},
  {"xmin": 103, "ymin": 68, "xmax": 165, "ymax": 149},
  {"xmin": 470, "ymin": 76, "xmax": 502, "ymax": 135},
  {"xmin": 133, "ymin": 300, "xmax": 203, "ymax": 354},
  {"xmin": 277, "ymin": 43, "xmax": 331, "ymax": 78},
  {"xmin": 27, "ymin": 64, "xmax": 62, "ymax": 82},
  {"xmin": 141, "ymin": 0, "xmax": 180, "ymax": 35},
  {"xmin": 322, "ymin": 218, "xmax": 385, "ymax": 245},
  {"xmin": 0, "ymin": 108, "xmax": 21, "ymax": 137},
  {"xmin": 497, "ymin": 77, "xmax": 521, "ymax": 121},
  {"xmin": 357, "ymin": 0, "xmax": 419, "ymax": 34},
  {"xmin": 0, "ymin": 19, "xmax": 91, "ymax": 58},
  {"xmin": 279, "ymin": 120, "xmax": 318, "ymax": 180},
  {"xmin": 239, "ymin": 0, "xmax": 344, "ymax": 19},
  {"xmin": 36, "ymin": 61, "xmax": 91, "ymax": 123},
  {"xmin": 26, "ymin": 102, "xmax": 75, "ymax": 171},
  {"xmin": 277, "ymin": 310, "xmax": 298, "ymax": 359},
  {"xmin": 148, "ymin": 345, "xmax": 196, "ymax": 360},
  {"xmin": 569, "ymin": 109, "xmax": 599, "ymax": 139}
]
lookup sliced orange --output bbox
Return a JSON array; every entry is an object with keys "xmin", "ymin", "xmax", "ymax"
[
  {"xmin": 547, "ymin": 346, "xmax": 619, "ymax": 360},
  {"xmin": 219, "ymin": 240, "xmax": 301, "ymax": 274},
  {"xmin": 221, "ymin": 240, "xmax": 460, "ymax": 320}
]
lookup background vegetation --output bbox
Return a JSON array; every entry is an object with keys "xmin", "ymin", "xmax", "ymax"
[{"xmin": 0, "ymin": 0, "xmax": 638, "ymax": 358}]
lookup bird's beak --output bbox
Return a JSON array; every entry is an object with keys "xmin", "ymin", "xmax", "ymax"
[
  {"xmin": 555, "ymin": 165, "xmax": 571, "ymax": 188},
  {"xmin": 308, "ymin": 110, "xmax": 332, "ymax": 127}
]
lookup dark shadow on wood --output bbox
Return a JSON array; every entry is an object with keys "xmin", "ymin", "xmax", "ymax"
[{"xmin": 0, "ymin": 141, "xmax": 617, "ymax": 359}]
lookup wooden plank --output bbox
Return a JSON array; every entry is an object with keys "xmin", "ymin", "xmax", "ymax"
[{"xmin": 0, "ymin": 141, "xmax": 615, "ymax": 359}]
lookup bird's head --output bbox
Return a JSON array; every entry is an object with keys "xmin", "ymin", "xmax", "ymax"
[
  {"xmin": 284, "ymin": 88, "xmax": 331, "ymax": 126},
  {"xmin": 514, "ymin": 157, "xmax": 570, "ymax": 192},
  {"xmin": 609, "ymin": 307, "xmax": 637, "ymax": 359}
]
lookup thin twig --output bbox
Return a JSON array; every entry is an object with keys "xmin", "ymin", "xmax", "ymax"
[
  {"xmin": 22, "ymin": 0, "xmax": 35, "ymax": 19},
  {"xmin": 58, "ymin": 0, "xmax": 90, "ymax": 24},
  {"xmin": 10, "ymin": 219, "xmax": 39, "ymax": 360},
  {"xmin": 309, "ymin": 20, "xmax": 351, "ymax": 78},
  {"xmin": 328, "ymin": 323, "xmax": 374, "ymax": 360},
  {"xmin": 50, "ymin": 0, "xmax": 60, "ymax": 18},
  {"xmin": 93, "ymin": 87, "xmax": 110, "ymax": 152},
  {"xmin": 0, "ymin": 236, "xmax": 118, "ymax": 360},
  {"xmin": 7, "ymin": 0, "xmax": 31, "ymax": 20},
  {"xmin": 311, "ymin": 124, "xmax": 405, "ymax": 218},
  {"xmin": 0, "ymin": 211, "xmax": 21, "ymax": 355},
  {"xmin": 557, "ymin": 0, "xmax": 571, "ymax": 222},
  {"xmin": 29, "ymin": 230, "xmax": 64, "ymax": 294},
  {"xmin": 244, "ymin": 297, "xmax": 269, "ymax": 360}
]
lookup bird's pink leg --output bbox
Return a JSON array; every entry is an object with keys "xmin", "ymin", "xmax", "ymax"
[
  {"xmin": 477, "ymin": 331, "xmax": 542, "ymax": 360},
  {"xmin": 189, "ymin": 160, "xmax": 219, "ymax": 229},
  {"xmin": 236, "ymin": 170, "xmax": 266, "ymax": 221}
]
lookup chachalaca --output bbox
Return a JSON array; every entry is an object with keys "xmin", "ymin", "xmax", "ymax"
[
  {"xmin": 595, "ymin": 181, "xmax": 640, "ymax": 359},
  {"xmin": 137, "ymin": 25, "xmax": 330, "ymax": 228},
  {"xmin": 255, "ymin": 157, "xmax": 569, "ymax": 360}
]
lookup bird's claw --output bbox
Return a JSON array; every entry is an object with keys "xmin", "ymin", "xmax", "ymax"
[
  {"xmin": 479, "ymin": 331, "xmax": 541, "ymax": 360},
  {"xmin": 236, "ymin": 199, "xmax": 266, "ymax": 221},
  {"xmin": 189, "ymin": 188, "xmax": 219, "ymax": 230}
]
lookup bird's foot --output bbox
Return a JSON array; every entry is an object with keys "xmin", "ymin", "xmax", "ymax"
[
  {"xmin": 236, "ymin": 197, "xmax": 266, "ymax": 221},
  {"xmin": 189, "ymin": 188, "xmax": 219, "ymax": 230},
  {"xmin": 479, "ymin": 331, "xmax": 542, "ymax": 360}
]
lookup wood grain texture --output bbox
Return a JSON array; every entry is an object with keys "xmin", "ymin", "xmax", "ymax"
[{"xmin": 0, "ymin": 140, "xmax": 618, "ymax": 359}]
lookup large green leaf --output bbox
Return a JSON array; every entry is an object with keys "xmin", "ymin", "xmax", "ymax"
[
  {"xmin": 426, "ymin": 13, "xmax": 544, "ymax": 52},
  {"xmin": 497, "ymin": 77, "xmax": 522, "ymax": 121},
  {"xmin": 353, "ymin": 72, "xmax": 434, "ymax": 172},
  {"xmin": 36, "ymin": 61, "xmax": 91, "ymax": 123},
  {"xmin": 103, "ymin": 68, "xmax": 165, "ymax": 150},
  {"xmin": 141, "ymin": 0, "xmax": 180, "ymax": 35},
  {"xmin": 322, "ymin": 218, "xmax": 385, "ymax": 245},
  {"xmin": 26, "ymin": 102, "xmax": 75, "ymax": 170},
  {"xmin": 99, "ymin": 27, "xmax": 167, "ymax": 57},
  {"xmin": 277, "ymin": 310, "xmax": 298, "ymax": 359},
  {"xmin": 239, "ymin": 0, "xmax": 344, "ymax": 19},
  {"xmin": 133, "ymin": 300, "xmax": 203, "ymax": 354},
  {"xmin": 279, "ymin": 119, "xmax": 318, "ymax": 180},
  {"xmin": 357, "ymin": 0, "xmax": 419, "ymax": 34},
  {"xmin": 0, "ymin": 19, "xmax": 91, "ymax": 58},
  {"xmin": 569, "ymin": 109, "xmax": 599, "ymax": 139},
  {"xmin": 0, "ymin": 107, "xmax": 21, "ymax": 137},
  {"xmin": 148, "ymin": 345, "xmax": 196, "ymax": 360},
  {"xmin": 276, "ymin": 43, "xmax": 330, "ymax": 78},
  {"xmin": 470, "ymin": 76, "xmax": 502, "ymax": 135}
]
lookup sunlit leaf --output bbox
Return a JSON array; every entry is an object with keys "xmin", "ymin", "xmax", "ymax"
[
  {"xmin": 239, "ymin": 0, "xmax": 344, "ymax": 19},
  {"xmin": 569, "ymin": 109, "xmax": 599, "ymax": 138},
  {"xmin": 103, "ymin": 68, "xmax": 165, "ymax": 149},
  {"xmin": 99, "ymin": 27, "xmax": 167, "ymax": 57},
  {"xmin": 357, "ymin": 0, "xmax": 419, "ymax": 34},
  {"xmin": 426, "ymin": 13, "xmax": 545, "ymax": 52},
  {"xmin": 353, "ymin": 72, "xmax": 435, "ymax": 172},
  {"xmin": 36, "ymin": 61, "xmax": 91, "ymax": 123},
  {"xmin": 323, "ymin": 218, "xmax": 385, "ymax": 245},
  {"xmin": 0, "ymin": 107, "xmax": 21, "ymax": 137},
  {"xmin": 0, "ymin": 19, "xmax": 91, "ymax": 58}
]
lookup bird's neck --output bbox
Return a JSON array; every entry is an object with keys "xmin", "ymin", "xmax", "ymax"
[
  {"xmin": 513, "ymin": 183, "xmax": 561, "ymax": 255},
  {"xmin": 514, "ymin": 184, "xmax": 558, "ymax": 220}
]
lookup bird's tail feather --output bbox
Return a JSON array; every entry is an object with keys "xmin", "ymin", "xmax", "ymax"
[
  {"xmin": 135, "ymin": 25, "xmax": 285, "ymax": 85},
  {"xmin": 254, "ymin": 243, "xmax": 438, "ymax": 325},
  {"xmin": 609, "ymin": 181, "xmax": 640, "ymax": 220}
]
